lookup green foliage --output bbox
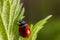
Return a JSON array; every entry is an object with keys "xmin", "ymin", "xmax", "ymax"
[{"xmin": 0, "ymin": 0, "xmax": 52, "ymax": 40}]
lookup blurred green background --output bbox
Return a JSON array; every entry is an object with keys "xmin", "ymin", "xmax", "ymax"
[{"xmin": 23, "ymin": 0, "xmax": 60, "ymax": 40}]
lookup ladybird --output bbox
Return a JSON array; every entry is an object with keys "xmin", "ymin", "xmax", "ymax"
[{"xmin": 18, "ymin": 20, "xmax": 31, "ymax": 38}]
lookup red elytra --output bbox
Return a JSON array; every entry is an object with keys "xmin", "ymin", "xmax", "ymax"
[{"xmin": 19, "ymin": 21, "xmax": 31, "ymax": 38}]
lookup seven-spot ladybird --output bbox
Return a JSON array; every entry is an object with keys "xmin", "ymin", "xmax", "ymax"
[{"xmin": 18, "ymin": 20, "xmax": 31, "ymax": 38}]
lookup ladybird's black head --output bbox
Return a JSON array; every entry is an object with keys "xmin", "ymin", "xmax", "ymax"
[{"xmin": 19, "ymin": 20, "xmax": 26, "ymax": 26}]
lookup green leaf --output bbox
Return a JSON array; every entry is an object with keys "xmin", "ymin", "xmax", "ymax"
[
  {"xmin": 0, "ymin": 0, "xmax": 10, "ymax": 40},
  {"xmin": 0, "ymin": 0, "xmax": 24, "ymax": 40},
  {"xmin": 29, "ymin": 15, "xmax": 52, "ymax": 40},
  {"xmin": 0, "ymin": 15, "xmax": 8, "ymax": 40}
]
